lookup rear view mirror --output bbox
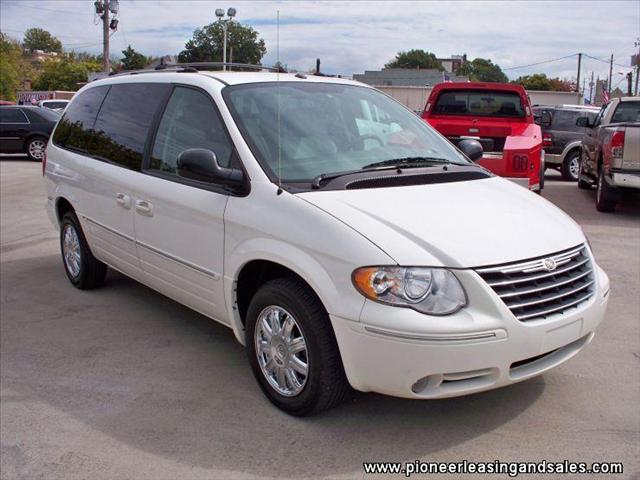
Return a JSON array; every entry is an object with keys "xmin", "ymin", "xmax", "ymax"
[
  {"xmin": 457, "ymin": 139, "xmax": 483, "ymax": 162},
  {"xmin": 576, "ymin": 116, "xmax": 592, "ymax": 128},
  {"xmin": 177, "ymin": 148, "xmax": 244, "ymax": 185}
]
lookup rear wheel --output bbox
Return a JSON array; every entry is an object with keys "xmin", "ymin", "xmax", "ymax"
[
  {"xmin": 26, "ymin": 136, "xmax": 46, "ymax": 161},
  {"xmin": 561, "ymin": 151, "xmax": 580, "ymax": 181},
  {"xmin": 595, "ymin": 167, "xmax": 617, "ymax": 212},
  {"xmin": 245, "ymin": 277, "xmax": 350, "ymax": 416},
  {"xmin": 60, "ymin": 212, "xmax": 107, "ymax": 289}
]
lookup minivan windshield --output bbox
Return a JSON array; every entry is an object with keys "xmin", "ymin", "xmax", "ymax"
[{"xmin": 224, "ymin": 82, "xmax": 470, "ymax": 183}]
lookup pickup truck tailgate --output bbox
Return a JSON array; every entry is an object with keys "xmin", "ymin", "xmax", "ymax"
[{"xmin": 623, "ymin": 125, "xmax": 640, "ymax": 169}]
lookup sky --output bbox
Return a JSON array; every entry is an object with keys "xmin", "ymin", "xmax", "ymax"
[{"xmin": 1, "ymin": 0, "xmax": 638, "ymax": 87}]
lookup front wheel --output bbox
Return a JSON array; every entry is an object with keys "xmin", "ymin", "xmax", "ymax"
[
  {"xmin": 26, "ymin": 136, "xmax": 47, "ymax": 161},
  {"xmin": 245, "ymin": 277, "xmax": 350, "ymax": 416},
  {"xmin": 561, "ymin": 151, "xmax": 580, "ymax": 182}
]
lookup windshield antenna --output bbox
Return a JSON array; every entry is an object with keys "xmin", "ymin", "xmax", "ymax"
[{"xmin": 276, "ymin": 9, "xmax": 282, "ymax": 195}]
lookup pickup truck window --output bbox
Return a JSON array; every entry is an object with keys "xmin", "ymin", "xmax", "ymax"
[
  {"xmin": 611, "ymin": 101, "xmax": 640, "ymax": 123},
  {"xmin": 433, "ymin": 90, "xmax": 525, "ymax": 118}
]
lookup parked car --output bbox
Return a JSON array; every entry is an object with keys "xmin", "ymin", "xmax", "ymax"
[
  {"xmin": 422, "ymin": 82, "xmax": 544, "ymax": 192},
  {"xmin": 37, "ymin": 99, "xmax": 70, "ymax": 112},
  {"xmin": 0, "ymin": 105, "xmax": 60, "ymax": 160},
  {"xmin": 44, "ymin": 70, "xmax": 609, "ymax": 415},
  {"xmin": 533, "ymin": 104, "xmax": 600, "ymax": 181},
  {"xmin": 576, "ymin": 97, "xmax": 640, "ymax": 212}
]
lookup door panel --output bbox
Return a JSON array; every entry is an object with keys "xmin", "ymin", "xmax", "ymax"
[{"xmin": 134, "ymin": 86, "xmax": 232, "ymax": 323}]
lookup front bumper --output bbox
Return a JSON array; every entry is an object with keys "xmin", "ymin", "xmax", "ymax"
[{"xmin": 331, "ymin": 265, "xmax": 609, "ymax": 399}]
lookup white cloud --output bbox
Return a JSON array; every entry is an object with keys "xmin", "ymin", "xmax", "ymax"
[{"xmin": 1, "ymin": 0, "xmax": 637, "ymax": 83}]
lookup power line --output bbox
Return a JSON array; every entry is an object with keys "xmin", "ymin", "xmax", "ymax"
[
  {"xmin": 503, "ymin": 53, "xmax": 578, "ymax": 70},
  {"xmin": 583, "ymin": 53, "xmax": 630, "ymax": 70}
]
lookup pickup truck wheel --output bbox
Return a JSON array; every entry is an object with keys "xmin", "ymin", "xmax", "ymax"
[
  {"xmin": 595, "ymin": 168, "xmax": 617, "ymax": 212},
  {"xmin": 246, "ymin": 277, "xmax": 350, "ymax": 416},
  {"xmin": 561, "ymin": 151, "xmax": 580, "ymax": 181},
  {"xmin": 577, "ymin": 156, "xmax": 592, "ymax": 190},
  {"xmin": 26, "ymin": 136, "xmax": 47, "ymax": 161},
  {"xmin": 60, "ymin": 212, "xmax": 108, "ymax": 289}
]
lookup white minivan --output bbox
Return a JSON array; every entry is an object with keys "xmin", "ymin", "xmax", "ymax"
[{"xmin": 44, "ymin": 69, "xmax": 610, "ymax": 415}]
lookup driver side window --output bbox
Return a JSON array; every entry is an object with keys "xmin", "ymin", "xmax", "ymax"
[{"xmin": 149, "ymin": 86, "xmax": 232, "ymax": 174}]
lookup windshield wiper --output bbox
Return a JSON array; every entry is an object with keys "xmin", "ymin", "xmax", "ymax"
[{"xmin": 361, "ymin": 156, "xmax": 451, "ymax": 170}]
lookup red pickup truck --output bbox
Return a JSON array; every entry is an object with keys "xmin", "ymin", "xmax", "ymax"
[{"xmin": 422, "ymin": 82, "xmax": 544, "ymax": 192}]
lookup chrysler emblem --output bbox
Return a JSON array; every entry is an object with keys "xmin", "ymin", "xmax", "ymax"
[{"xmin": 542, "ymin": 258, "xmax": 557, "ymax": 271}]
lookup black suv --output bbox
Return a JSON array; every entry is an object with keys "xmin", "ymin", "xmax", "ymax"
[
  {"xmin": 0, "ymin": 106, "xmax": 60, "ymax": 161},
  {"xmin": 533, "ymin": 105, "xmax": 599, "ymax": 181}
]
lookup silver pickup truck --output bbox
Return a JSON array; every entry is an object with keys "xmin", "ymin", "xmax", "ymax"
[{"xmin": 577, "ymin": 97, "xmax": 640, "ymax": 212}]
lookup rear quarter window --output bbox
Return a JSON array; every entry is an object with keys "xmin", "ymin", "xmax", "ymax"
[
  {"xmin": 611, "ymin": 101, "xmax": 640, "ymax": 123},
  {"xmin": 90, "ymin": 83, "xmax": 170, "ymax": 170},
  {"xmin": 52, "ymin": 86, "xmax": 109, "ymax": 153},
  {"xmin": 433, "ymin": 90, "xmax": 525, "ymax": 117}
]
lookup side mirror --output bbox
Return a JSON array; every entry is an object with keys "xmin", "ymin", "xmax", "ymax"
[
  {"xmin": 177, "ymin": 148, "xmax": 244, "ymax": 185},
  {"xmin": 458, "ymin": 139, "xmax": 483, "ymax": 162},
  {"xmin": 576, "ymin": 116, "xmax": 592, "ymax": 128}
]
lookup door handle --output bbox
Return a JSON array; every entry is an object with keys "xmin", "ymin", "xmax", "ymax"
[
  {"xmin": 115, "ymin": 193, "xmax": 131, "ymax": 209},
  {"xmin": 135, "ymin": 199, "xmax": 154, "ymax": 217}
]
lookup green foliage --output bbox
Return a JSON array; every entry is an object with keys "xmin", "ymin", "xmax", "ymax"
[
  {"xmin": 23, "ymin": 28, "xmax": 62, "ymax": 53},
  {"xmin": 456, "ymin": 58, "xmax": 508, "ymax": 83},
  {"xmin": 512, "ymin": 73, "xmax": 553, "ymax": 91},
  {"xmin": 0, "ymin": 34, "xmax": 22, "ymax": 100},
  {"xmin": 385, "ymin": 50, "xmax": 443, "ymax": 70},
  {"xmin": 121, "ymin": 45, "xmax": 148, "ymax": 70},
  {"xmin": 178, "ymin": 20, "xmax": 266, "ymax": 65},
  {"xmin": 31, "ymin": 56, "xmax": 102, "ymax": 91},
  {"xmin": 548, "ymin": 77, "xmax": 574, "ymax": 92}
]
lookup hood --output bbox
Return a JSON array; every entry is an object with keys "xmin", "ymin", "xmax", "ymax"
[{"xmin": 298, "ymin": 176, "xmax": 584, "ymax": 268}]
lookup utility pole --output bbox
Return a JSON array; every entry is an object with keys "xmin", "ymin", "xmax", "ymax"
[
  {"xmin": 634, "ymin": 39, "xmax": 640, "ymax": 95},
  {"xmin": 95, "ymin": 0, "xmax": 119, "ymax": 74},
  {"xmin": 608, "ymin": 54, "xmax": 613, "ymax": 94},
  {"xmin": 588, "ymin": 71, "xmax": 594, "ymax": 104},
  {"xmin": 576, "ymin": 53, "xmax": 582, "ymax": 95},
  {"xmin": 102, "ymin": 1, "xmax": 110, "ymax": 73}
]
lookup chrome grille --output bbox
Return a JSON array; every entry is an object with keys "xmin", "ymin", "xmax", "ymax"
[{"xmin": 475, "ymin": 245, "xmax": 595, "ymax": 322}]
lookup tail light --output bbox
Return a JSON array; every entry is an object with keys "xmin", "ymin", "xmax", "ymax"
[
  {"xmin": 512, "ymin": 154, "xmax": 528, "ymax": 172},
  {"xmin": 42, "ymin": 151, "xmax": 47, "ymax": 176},
  {"xmin": 610, "ymin": 130, "xmax": 625, "ymax": 160},
  {"xmin": 542, "ymin": 133, "xmax": 553, "ymax": 148}
]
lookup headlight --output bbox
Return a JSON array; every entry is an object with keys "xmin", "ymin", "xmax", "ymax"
[{"xmin": 352, "ymin": 266, "xmax": 467, "ymax": 315}]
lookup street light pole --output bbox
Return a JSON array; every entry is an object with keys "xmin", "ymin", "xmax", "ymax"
[{"xmin": 215, "ymin": 7, "xmax": 236, "ymax": 71}]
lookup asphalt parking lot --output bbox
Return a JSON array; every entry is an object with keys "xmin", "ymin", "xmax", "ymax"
[{"xmin": 1, "ymin": 157, "xmax": 639, "ymax": 480}]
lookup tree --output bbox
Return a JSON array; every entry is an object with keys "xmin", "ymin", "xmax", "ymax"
[
  {"xmin": 385, "ymin": 50, "xmax": 443, "ymax": 70},
  {"xmin": 512, "ymin": 73, "xmax": 554, "ymax": 91},
  {"xmin": 31, "ymin": 56, "xmax": 102, "ymax": 91},
  {"xmin": 456, "ymin": 58, "xmax": 508, "ymax": 83},
  {"xmin": 121, "ymin": 45, "xmax": 148, "ymax": 70},
  {"xmin": 548, "ymin": 77, "xmax": 574, "ymax": 92},
  {"xmin": 23, "ymin": 28, "xmax": 62, "ymax": 53},
  {"xmin": 178, "ymin": 20, "xmax": 266, "ymax": 65},
  {"xmin": 0, "ymin": 34, "xmax": 22, "ymax": 100}
]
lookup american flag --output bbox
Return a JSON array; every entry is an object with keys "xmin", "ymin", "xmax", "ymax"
[{"xmin": 602, "ymin": 82, "xmax": 610, "ymax": 103}]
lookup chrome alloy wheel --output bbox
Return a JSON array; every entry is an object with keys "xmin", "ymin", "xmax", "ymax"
[
  {"xmin": 569, "ymin": 156, "xmax": 580, "ymax": 179},
  {"xmin": 254, "ymin": 305, "xmax": 309, "ymax": 397},
  {"xmin": 62, "ymin": 224, "xmax": 81, "ymax": 278},
  {"xmin": 28, "ymin": 139, "xmax": 46, "ymax": 160}
]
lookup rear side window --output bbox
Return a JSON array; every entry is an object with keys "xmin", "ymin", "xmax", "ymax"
[
  {"xmin": 23, "ymin": 108, "xmax": 60, "ymax": 123},
  {"xmin": 552, "ymin": 110, "xmax": 584, "ymax": 131},
  {"xmin": 434, "ymin": 90, "xmax": 525, "ymax": 117},
  {"xmin": 611, "ymin": 101, "xmax": 640, "ymax": 123},
  {"xmin": 52, "ymin": 86, "xmax": 109, "ymax": 153},
  {"xmin": 149, "ymin": 86, "xmax": 233, "ymax": 173},
  {"xmin": 91, "ymin": 83, "xmax": 170, "ymax": 170},
  {"xmin": 0, "ymin": 108, "xmax": 28, "ymax": 123}
]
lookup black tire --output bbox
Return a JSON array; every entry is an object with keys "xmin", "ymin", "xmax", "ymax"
[
  {"xmin": 595, "ymin": 167, "xmax": 617, "ymax": 213},
  {"xmin": 577, "ymin": 153, "xmax": 592, "ymax": 190},
  {"xmin": 561, "ymin": 150, "xmax": 580, "ymax": 182},
  {"xmin": 60, "ymin": 211, "xmax": 107, "ymax": 289},
  {"xmin": 26, "ymin": 136, "xmax": 47, "ymax": 162},
  {"xmin": 245, "ymin": 277, "xmax": 350, "ymax": 416}
]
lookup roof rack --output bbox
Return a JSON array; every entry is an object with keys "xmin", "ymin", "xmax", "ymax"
[{"xmin": 108, "ymin": 61, "xmax": 281, "ymax": 78}]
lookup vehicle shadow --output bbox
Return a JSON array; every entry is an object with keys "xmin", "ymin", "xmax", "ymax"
[{"xmin": 1, "ymin": 253, "xmax": 546, "ymax": 478}]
